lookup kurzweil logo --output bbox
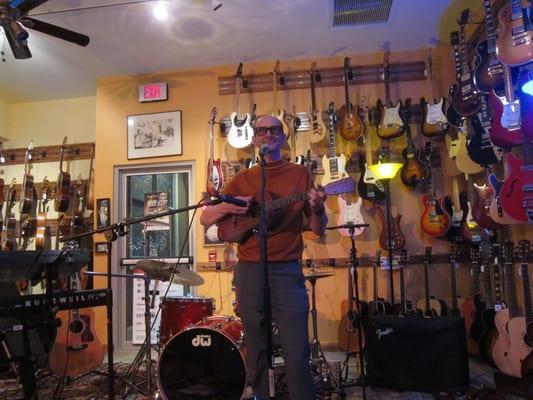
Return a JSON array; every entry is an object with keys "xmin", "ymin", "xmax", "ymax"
[
  {"xmin": 192, "ymin": 334, "xmax": 212, "ymax": 347},
  {"xmin": 376, "ymin": 327, "xmax": 394, "ymax": 340}
]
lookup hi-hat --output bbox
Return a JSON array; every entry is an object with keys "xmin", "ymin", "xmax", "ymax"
[
  {"xmin": 304, "ymin": 270, "xmax": 334, "ymax": 281},
  {"xmin": 135, "ymin": 259, "xmax": 204, "ymax": 286}
]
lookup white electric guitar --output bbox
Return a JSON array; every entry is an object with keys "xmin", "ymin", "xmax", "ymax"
[
  {"xmin": 337, "ymin": 195, "xmax": 365, "ymax": 237},
  {"xmin": 227, "ymin": 63, "xmax": 253, "ymax": 149},
  {"xmin": 321, "ymin": 102, "xmax": 349, "ymax": 187},
  {"xmin": 272, "ymin": 60, "xmax": 289, "ymax": 136},
  {"xmin": 420, "ymin": 48, "xmax": 449, "ymax": 137},
  {"xmin": 377, "ymin": 56, "xmax": 405, "ymax": 140}
]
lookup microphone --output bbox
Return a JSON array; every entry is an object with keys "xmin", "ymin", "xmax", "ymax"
[
  {"xmin": 259, "ymin": 144, "xmax": 270, "ymax": 158},
  {"xmin": 213, "ymin": 194, "xmax": 248, "ymax": 207}
]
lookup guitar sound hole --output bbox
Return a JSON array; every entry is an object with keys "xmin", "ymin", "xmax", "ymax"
[{"xmin": 69, "ymin": 320, "xmax": 84, "ymax": 334}]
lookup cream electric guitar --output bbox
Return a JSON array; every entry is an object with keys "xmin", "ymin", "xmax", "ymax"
[
  {"xmin": 227, "ymin": 63, "xmax": 253, "ymax": 149},
  {"xmin": 271, "ymin": 60, "xmax": 289, "ymax": 136},
  {"xmin": 308, "ymin": 62, "xmax": 326, "ymax": 144},
  {"xmin": 377, "ymin": 56, "xmax": 405, "ymax": 140},
  {"xmin": 420, "ymin": 48, "xmax": 449, "ymax": 137},
  {"xmin": 321, "ymin": 102, "xmax": 349, "ymax": 187},
  {"xmin": 337, "ymin": 195, "xmax": 365, "ymax": 237}
]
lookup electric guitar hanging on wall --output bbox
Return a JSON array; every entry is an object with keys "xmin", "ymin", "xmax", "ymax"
[
  {"xmin": 337, "ymin": 194, "xmax": 365, "ymax": 237},
  {"xmin": 271, "ymin": 60, "xmax": 289, "ymax": 137},
  {"xmin": 54, "ymin": 137, "xmax": 71, "ymax": 213},
  {"xmin": 227, "ymin": 63, "xmax": 253, "ymax": 149},
  {"xmin": 377, "ymin": 55, "xmax": 405, "ymax": 139},
  {"xmin": 308, "ymin": 62, "xmax": 326, "ymax": 144},
  {"xmin": 376, "ymin": 205, "xmax": 405, "ymax": 253},
  {"xmin": 339, "ymin": 57, "xmax": 363, "ymax": 141},
  {"xmin": 206, "ymin": 107, "xmax": 223, "ymax": 196},
  {"xmin": 35, "ymin": 178, "xmax": 52, "ymax": 250},
  {"xmin": 400, "ymin": 99, "xmax": 427, "ymax": 187},
  {"xmin": 495, "ymin": 0, "xmax": 533, "ymax": 66},
  {"xmin": 420, "ymin": 48, "xmax": 448, "ymax": 137},
  {"xmin": 2, "ymin": 179, "xmax": 17, "ymax": 251},
  {"xmin": 467, "ymin": 94, "xmax": 502, "ymax": 167}
]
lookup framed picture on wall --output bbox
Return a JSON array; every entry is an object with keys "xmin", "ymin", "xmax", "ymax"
[
  {"xmin": 96, "ymin": 198, "xmax": 111, "ymax": 229},
  {"xmin": 127, "ymin": 110, "xmax": 182, "ymax": 159}
]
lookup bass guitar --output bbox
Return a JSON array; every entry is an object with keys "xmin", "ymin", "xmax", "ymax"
[
  {"xmin": 49, "ymin": 263, "xmax": 104, "ymax": 377},
  {"xmin": 452, "ymin": 12, "xmax": 481, "ymax": 117},
  {"xmin": 206, "ymin": 107, "xmax": 223, "ymax": 196},
  {"xmin": 358, "ymin": 95, "xmax": 385, "ymax": 201},
  {"xmin": 400, "ymin": 99, "xmax": 427, "ymax": 187},
  {"xmin": 54, "ymin": 137, "xmax": 71, "ymax": 212},
  {"xmin": 420, "ymin": 142, "xmax": 450, "ymax": 238},
  {"xmin": 467, "ymin": 94, "xmax": 502, "ymax": 166},
  {"xmin": 336, "ymin": 194, "xmax": 365, "ymax": 237},
  {"xmin": 377, "ymin": 56, "xmax": 405, "ymax": 139},
  {"xmin": 339, "ymin": 57, "xmax": 363, "ymax": 141},
  {"xmin": 417, "ymin": 247, "xmax": 447, "ymax": 317},
  {"xmin": 473, "ymin": 0, "xmax": 505, "ymax": 93},
  {"xmin": 308, "ymin": 62, "xmax": 326, "ymax": 144},
  {"xmin": 321, "ymin": 102, "xmax": 354, "ymax": 194},
  {"xmin": 376, "ymin": 205, "xmax": 405, "ymax": 253},
  {"xmin": 368, "ymin": 251, "xmax": 392, "ymax": 316},
  {"xmin": 489, "ymin": 65, "xmax": 524, "ymax": 147},
  {"xmin": 227, "ymin": 63, "xmax": 253, "ymax": 149},
  {"xmin": 420, "ymin": 48, "xmax": 448, "ymax": 137},
  {"xmin": 496, "ymin": 0, "xmax": 533, "ymax": 66}
]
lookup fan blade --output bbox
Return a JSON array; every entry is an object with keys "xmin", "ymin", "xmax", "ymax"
[
  {"xmin": 9, "ymin": 0, "xmax": 48, "ymax": 15},
  {"xmin": 3, "ymin": 25, "xmax": 32, "ymax": 58},
  {"xmin": 20, "ymin": 17, "xmax": 89, "ymax": 46}
]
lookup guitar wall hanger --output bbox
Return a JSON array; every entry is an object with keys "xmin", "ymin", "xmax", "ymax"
[
  {"xmin": 218, "ymin": 61, "xmax": 426, "ymax": 95},
  {"xmin": 0, "ymin": 142, "xmax": 94, "ymax": 166}
]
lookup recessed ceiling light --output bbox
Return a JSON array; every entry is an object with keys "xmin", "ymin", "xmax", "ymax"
[{"xmin": 153, "ymin": 2, "xmax": 168, "ymax": 21}]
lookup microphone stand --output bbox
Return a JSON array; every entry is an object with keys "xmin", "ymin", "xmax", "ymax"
[
  {"xmin": 258, "ymin": 153, "xmax": 276, "ymax": 399},
  {"xmin": 59, "ymin": 199, "xmax": 228, "ymax": 399}
]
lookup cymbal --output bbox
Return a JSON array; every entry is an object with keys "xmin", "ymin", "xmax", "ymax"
[
  {"xmin": 135, "ymin": 260, "xmax": 204, "ymax": 286},
  {"xmin": 170, "ymin": 266, "xmax": 204, "ymax": 286},
  {"xmin": 304, "ymin": 270, "xmax": 334, "ymax": 281}
]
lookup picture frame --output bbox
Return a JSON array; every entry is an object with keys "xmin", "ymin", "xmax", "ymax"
[
  {"xmin": 204, "ymin": 224, "xmax": 224, "ymax": 246},
  {"xmin": 127, "ymin": 110, "xmax": 182, "ymax": 159},
  {"xmin": 96, "ymin": 198, "xmax": 111, "ymax": 229},
  {"xmin": 95, "ymin": 242, "xmax": 108, "ymax": 254}
]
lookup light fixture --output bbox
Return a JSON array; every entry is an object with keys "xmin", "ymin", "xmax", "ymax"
[
  {"xmin": 153, "ymin": 1, "xmax": 168, "ymax": 21},
  {"xmin": 520, "ymin": 67, "xmax": 533, "ymax": 96},
  {"xmin": 522, "ymin": 77, "xmax": 533, "ymax": 96},
  {"xmin": 210, "ymin": 0, "xmax": 222, "ymax": 11},
  {"xmin": 368, "ymin": 161, "xmax": 402, "ymax": 307}
]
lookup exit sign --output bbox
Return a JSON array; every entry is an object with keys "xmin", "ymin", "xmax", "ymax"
[{"xmin": 138, "ymin": 82, "xmax": 168, "ymax": 102}]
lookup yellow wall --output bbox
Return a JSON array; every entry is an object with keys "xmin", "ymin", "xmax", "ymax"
[{"xmin": 0, "ymin": 98, "xmax": 10, "ymax": 139}]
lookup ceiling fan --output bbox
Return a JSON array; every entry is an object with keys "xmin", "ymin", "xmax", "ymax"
[{"xmin": 0, "ymin": 0, "xmax": 90, "ymax": 59}]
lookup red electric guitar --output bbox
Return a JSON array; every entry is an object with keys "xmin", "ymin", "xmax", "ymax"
[
  {"xmin": 206, "ymin": 107, "xmax": 223, "ymax": 196},
  {"xmin": 500, "ymin": 147, "xmax": 531, "ymax": 223}
]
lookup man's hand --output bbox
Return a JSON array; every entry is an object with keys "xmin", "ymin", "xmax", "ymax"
[
  {"xmin": 224, "ymin": 195, "xmax": 253, "ymax": 215},
  {"xmin": 308, "ymin": 186, "xmax": 327, "ymax": 216}
]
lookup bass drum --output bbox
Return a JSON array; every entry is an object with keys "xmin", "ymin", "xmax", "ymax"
[{"xmin": 157, "ymin": 316, "xmax": 246, "ymax": 400}]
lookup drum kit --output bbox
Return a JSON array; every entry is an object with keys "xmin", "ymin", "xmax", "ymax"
[{"xmin": 125, "ymin": 259, "xmax": 340, "ymax": 400}]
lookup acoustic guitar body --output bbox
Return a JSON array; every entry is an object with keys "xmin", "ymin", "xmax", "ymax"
[
  {"xmin": 492, "ymin": 309, "xmax": 523, "ymax": 378},
  {"xmin": 496, "ymin": 4, "xmax": 533, "ymax": 66},
  {"xmin": 49, "ymin": 308, "xmax": 104, "ymax": 377},
  {"xmin": 54, "ymin": 171, "xmax": 71, "ymax": 212}
]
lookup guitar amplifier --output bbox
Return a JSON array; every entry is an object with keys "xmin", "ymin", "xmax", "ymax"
[{"xmin": 364, "ymin": 315, "xmax": 469, "ymax": 393}]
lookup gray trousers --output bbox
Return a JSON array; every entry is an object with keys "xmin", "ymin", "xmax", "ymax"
[{"xmin": 233, "ymin": 260, "xmax": 315, "ymax": 400}]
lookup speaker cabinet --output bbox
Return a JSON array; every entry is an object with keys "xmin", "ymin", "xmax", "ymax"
[{"xmin": 364, "ymin": 315, "xmax": 470, "ymax": 393}]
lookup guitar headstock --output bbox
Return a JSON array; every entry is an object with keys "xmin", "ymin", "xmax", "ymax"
[
  {"xmin": 457, "ymin": 9, "xmax": 470, "ymax": 26},
  {"xmin": 41, "ymin": 177, "xmax": 51, "ymax": 202},
  {"xmin": 273, "ymin": 60, "xmax": 281, "ymax": 79},
  {"xmin": 7, "ymin": 178, "xmax": 16, "ymax": 202},
  {"xmin": 492, "ymin": 241, "xmax": 502, "ymax": 264},
  {"xmin": 424, "ymin": 47, "xmax": 432, "ymax": 77},
  {"xmin": 424, "ymin": 246, "xmax": 432, "ymax": 264},
  {"xmin": 209, "ymin": 107, "xmax": 217, "ymax": 125},
  {"xmin": 381, "ymin": 51, "xmax": 390, "ymax": 80},
  {"xmin": 374, "ymin": 250, "xmax": 382, "ymax": 267},
  {"xmin": 234, "ymin": 62, "xmax": 243, "ymax": 79},
  {"xmin": 399, "ymin": 248, "xmax": 409, "ymax": 266},
  {"xmin": 470, "ymin": 243, "xmax": 480, "ymax": 263},
  {"xmin": 450, "ymin": 245, "xmax": 459, "ymax": 264},
  {"xmin": 517, "ymin": 240, "xmax": 531, "ymax": 263},
  {"xmin": 343, "ymin": 57, "xmax": 353, "ymax": 80},
  {"xmin": 503, "ymin": 241, "xmax": 514, "ymax": 264},
  {"xmin": 327, "ymin": 102, "xmax": 337, "ymax": 123},
  {"xmin": 310, "ymin": 62, "xmax": 321, "ymax": 82}
]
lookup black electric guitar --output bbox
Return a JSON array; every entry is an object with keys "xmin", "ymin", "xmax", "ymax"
[
  {"xmin": 467, "ymin": 94, "xmax": 502, "ymax": 167},
  {"xmin": 449, "ymin": 245, "xmax": 463, "ymax": 317},
  {"xmin": 368, "ymin": 251, "xmax": 392, "ymax": 315}
]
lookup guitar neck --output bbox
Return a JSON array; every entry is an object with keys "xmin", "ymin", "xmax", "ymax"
[
  {"xmin": 503, "ymin": 65, "xmax": 516, "ymax": 102},
  {"xmin": 384, "ymin": 64, "xmax": 392, "ymax": 107},
  {"xmin": 259, "ymin": 192, "xmax": 308, "ymax": 213},
  {"xmin": 327, "ymin": 110, "xmax": 337, "ymax": 158},
  {"xmin": 511, "ymin": 0, "xmax": 524, "ymax": 23},
  {"xmin": 235, "ymin": 76, "xmax": 241, "ymax": 116},
  {"xmin": 450, "ymin": 260, "xmax": 459, "ymax": 311},
  {"xmin": 425, "ymin": 58, "xmax": 435, "ymax": 102},
  {"xmin": 452, "ymin": 41, "xmax": 462, "ymax": 77},
  {"xmin": 399, "ymin": 266, "xmax": 406, "ymax": 309},
  {"xmin": 521, "ymin": 262, "xmax": 533, "ymax": 325},
  {"xmin": 483, "ymin": 0, "xmax": 498, "ymax": 53},
  {"xmin": 424, "ymin": 261, "xmax": 431, "ymax": 313},
  {"xmin": 505, "ymin": 259, "xmax": 520, "ymax": 318},
  {"xmin": 310, "ymin": 72, "xmax": 318, "ymax": 113},
  {"xmin": 373, "ymin": 263, "xmax": 379, "ymax": 302},
  {"xmin": 482, "ymin": 259, "xmax": 494, "ymax": 307},
  {"xmin": 459, "ymin": 24, "xmax": 471, "ymax": 79},
  {"xmin": 272, "ymin": 72, "xmax": 278, "ymax": 114},
  {"xmin": 344, "ymin": 68, "xmax": 351, "ymax": 109}
]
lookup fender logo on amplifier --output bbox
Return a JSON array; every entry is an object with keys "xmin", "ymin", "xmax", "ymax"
[{"xmin": 376, "ymin": 327, "xmax": 394, "ymax": 340}]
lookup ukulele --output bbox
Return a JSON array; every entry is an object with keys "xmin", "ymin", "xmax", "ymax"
[
  {"xmin": 417, "ymin": 247, "xmax": 447, "ymax": 317},
  {"xmin": 512, "ymin": 240, "xmax": 533, "ymax": 378},
  {"xmin": 357, "ymin": 95, "xmax": 386, "ymax": 201},
  {"xmin": 338, "ymin": 247, "xmax": 368, "ymax": 352},
  {"xmin": 35, "ymin": 178, "xmax": 52, "ymax": 250},
  {"xmin": 478, "ymin": 241, "xmax": 501, "ymax": 367},
  {"xmin": 420, "ymin": 142, "xmax": 451, "ymax": 238},
  {"xmin": 377, "ymin": 55, "xmax": 405, "ymax": 140},
  {"xmin": 467, "ymin": 94, "xmax": 502, "ymax": 167},
  {"xmin": 227, "ymin": 63, "xmax": 253, "ymax": 149},
  {"xmin": 54, "ymin": 137, "xmax": 71, "ymax": 212},
  {"xmin": 452, "ymin": 11, "xmax": 482, "ymax": 117},
  {"xmin": 49, "ymin": 255, "xmax": 104, "ymax": 377},
  {"xmin": 368, "ymin": 251, "xmax": 392, "ymax": 316},
  {"xmin": 321, "ymin": 102, "xmax": 354, "ymax": 194},
  {"xmin": 308, "ymin": 62, "xmax": 326, "ymax": 144},
  {"xmin": 339, "ymin": 57, "xmax": 363, "ymax": 141},
  {"xmin": 488, "ymin": 65, "xmax": 525, "ymax": 147},
  {"xmin": 376, "ymin": 205, "xmax": 405, "ymax": 253},
  {"xmin": 495, "ymin": 0, "xmax": 533, "ymax": 66},
  {"xmin": 206, "ymin": 107, "xmax": 223, "ymax": 196},
  {"xmin": 19, "ymin": 140, "xmax": 36, "ymax": 214},
  {"xmin": 1, "ymin": 179, "xmax": 17, "ymax": 251},
  {"xmin": 400, "ymin": 99, "xmax": 427, "ymax": 187},
  {"xmin": 420, "ymin": 49, "xmax": 448, "ymax": 137},
  {"xmin": 492, "ymin": 241, "xmax": 524, "ymax": 377},
  {"xmin": 336, "ymin": 194, "xmax": 365, "ymax": 237},
  {"xmin": 472, "ymin": 0, "xmax": 505, "ymax": 93}
]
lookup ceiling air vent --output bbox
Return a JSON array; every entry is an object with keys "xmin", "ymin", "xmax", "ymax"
[{"xmin": 333, "ymin": 0, "xmax": 393, "ymax": 27}]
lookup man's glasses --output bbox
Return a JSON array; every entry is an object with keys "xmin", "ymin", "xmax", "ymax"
[{"xmin": 255, "ymin": 125, "xmax": 284, "ymax": 137}]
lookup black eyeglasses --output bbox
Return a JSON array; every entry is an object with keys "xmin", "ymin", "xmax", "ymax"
[{"xmin": 255, "ymin": 125, "xmax": 284, "ymax": 137}]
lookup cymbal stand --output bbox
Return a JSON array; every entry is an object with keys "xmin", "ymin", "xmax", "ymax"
[{"xmin": 340, "ymin": 226, "xmax": 367, "ymax": 400}]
